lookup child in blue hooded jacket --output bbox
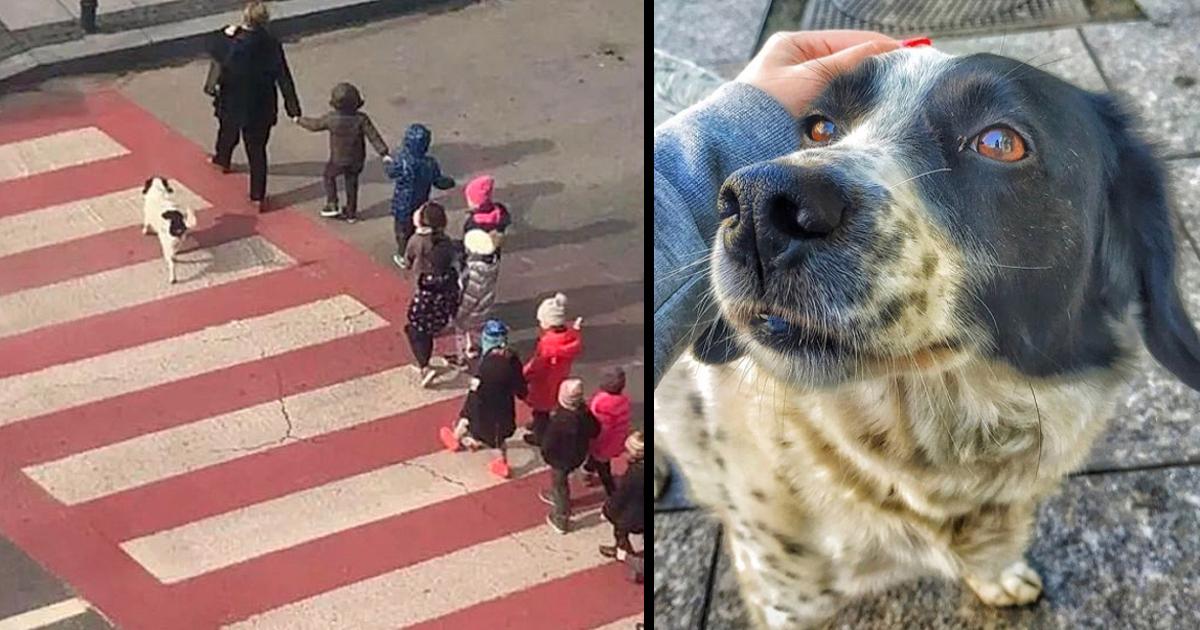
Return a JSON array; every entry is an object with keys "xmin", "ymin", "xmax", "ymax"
[{"xmin": 385, "ymin": 124, "xmax": 455, "ymax": 268}]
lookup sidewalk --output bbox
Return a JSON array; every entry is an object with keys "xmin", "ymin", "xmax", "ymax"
[
  {"xmin": 0, "ymin": 0, "xmax": 471, "ymax": 89},
  {"xmin": 654, "ymin": 0, "xmax": 1200, "ymax": 627}
]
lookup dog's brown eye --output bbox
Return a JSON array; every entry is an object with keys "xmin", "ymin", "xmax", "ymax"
[
  {"xmin": 806, "ymin": 117, "xmax": 837, "ymax": 143},
  {"xmin": 974, "ymin": 126, "xmax": 1026, "ymax": 162}
]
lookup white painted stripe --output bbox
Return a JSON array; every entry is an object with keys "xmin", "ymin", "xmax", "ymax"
[
  {"xmin": 0, "ymin": 598, "xmax": 90, "ymax": 630},
  {"xmin": 0, "ymin": 127, "xmax": 128, "ymax": 183},
  {"xmin": 120, "ymin": 444, "xmax": 545, "ymax": 584},
  {"xmin": 223, "ymin": 513, "xmax": 612, "ymax": 629},
  {"xmin": 0, "ymin": 236, "xmax": 293, "ymax": 339},
  {"xmin": 592, "ymin": 615, "xmax": 644, "ymax": 630},
  {"xmin": 25, "ymin": 365, "xmax": 461, "ymax": 505},
  {"xmin": 0, "ymin": 295, "xmax": 387, "ymax": 427},
  {"xmin": 0, "ymin": 184, "xmax": 208, "ymax": 258}
]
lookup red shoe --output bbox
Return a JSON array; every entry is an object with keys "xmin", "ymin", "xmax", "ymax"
[
  {"xmin": 488, "ymin": 457, "xmax": 510, "ymax": 478},
  {"xmin": 438, "ymin": 427, "xmax": 461, "ymax": 452}
]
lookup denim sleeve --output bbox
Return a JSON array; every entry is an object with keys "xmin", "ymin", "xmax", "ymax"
[{"xmin": 653, "ymin": 82, "xmax": 799, "ymax": 388}]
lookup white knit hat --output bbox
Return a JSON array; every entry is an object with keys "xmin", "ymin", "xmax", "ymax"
[
  {"xmin": 536, "ymin": 292, "xmax": 568, "ymax": 328},
  {"xmin": 464, "ymin": 229, "xmax": 496, "ymax": 256}
]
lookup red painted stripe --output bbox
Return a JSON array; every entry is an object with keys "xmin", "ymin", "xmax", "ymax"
[
  {"xmin": 0, "ymin": 326, "xmax": 410, "ymax": 469},
  {"xmin": 76, "ymin": 396, "xmax": 489, "ymax": 542},
  {"xmin": 0, "ymin": 154, "xmax": 148, "ymax": 219},
  {"xmin": 0, "ymin": 264, "xmax": 331, "ymax": 378},
  {"xmin": 0, "ymin": 91, "xmax": 130, "ymax": 145},
  {"xmin": 405, "ymin": 562, "xmax": 644, "ymax": 630},
  {"xmin": 0, "ymin": 471, "xmax": 213, "ymax": 630},
  {"xmin": 172, "ymin": 472, "xmax": 613, "ymax": 626},
  {"xmin": 0, "ymin": 211, "xmax": 257, "ymax": 295}
]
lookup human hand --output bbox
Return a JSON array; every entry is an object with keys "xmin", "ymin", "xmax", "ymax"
[
  {"xmin": 735, "ymin": 30, "xmax": 904, "ymax": 117},
  {"xmin": 573, "ymin": 316, "xmax": 583, "ymax": 330}
]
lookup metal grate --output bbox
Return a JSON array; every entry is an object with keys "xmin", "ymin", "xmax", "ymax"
[{"xmin": 792, "ymin": 0, "xmax": 1092, "ymax": 37}]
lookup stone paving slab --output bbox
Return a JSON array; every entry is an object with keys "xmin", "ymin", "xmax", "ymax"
[
  {"xmin": 1133, "ymin": 0, "xmax": 1200, "ymax": 23},
  {"xmin": 936, "ymin": 27, "xmax": 1108, "ymax": 91},
  {"xmin": 689, "ymin": 466, "xmax": 1200, "ymax": 628},
  {"xmin": 652, "ymin": 0, "xmax": 771, "ymax": 67},
  {"xmin": 653, "ymin": 510, "xmax": 721, "ymax": 630},
  {"xmin": 1081, "ymin": 17, "xmax": 1200, "ymax": 157}
]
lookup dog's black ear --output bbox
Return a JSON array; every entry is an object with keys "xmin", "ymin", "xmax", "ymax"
[
  {"xmin": 161, "ymin": 178, "xmax": 173, "ymax": 193},
  {"xmin": 142, "ymin": 178, "xmax": 154, "ymax": 194},
  {"xmin": 1098, "ymin": 96, "xmax": 1200, "ymax": 390},
  {"xmin": 691, "ymin": 315, "xmax": 745, "ymax": 365}
]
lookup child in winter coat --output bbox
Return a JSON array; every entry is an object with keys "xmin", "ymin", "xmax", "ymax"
[
  {"xmin": 405, "ymin": 219, "xmax": 460, "ymax": 388},
  {"xmin": 404, "ymin": 202, "xmax": 451, "ymax": 275},
  {"xmin": 522, "ymin": 292, "xmax": 583, "ymax": 446},
  {"xmin": 452, "ymin": 229, "xmax": 501, "ymax": 366},
  {"xmin": 584, "ymin": 366, "xmax": 631, "ymax": 495},
  {"xmin": 439, "ymin": 319, "xmax": 527, "ymax": 478},
  {"xmin": 294, "ymin": 83, "xmax": 389, "ymax": 223},
  {"xmin": 462, "ymin": 175, "xmax": 511, "ymax": 252},
  {"xmin": 539, "ymin": 378, "xmax": 600, "ymax": 534},
  {"xmin": 601, "ymin": 432, "xmax": 644, "ymax": 567},
  {"xmin": 386, "ymin": 124, "xmax": 455, "ymax": 268}
]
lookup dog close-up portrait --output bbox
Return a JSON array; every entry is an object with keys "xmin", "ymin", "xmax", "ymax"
[{"xmin": 655, "ymin": 45, "xmax": 1200, "ymax": 629}]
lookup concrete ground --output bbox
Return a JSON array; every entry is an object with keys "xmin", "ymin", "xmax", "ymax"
[{"xmin": 654, "ymin": 0, "xmax": 1200, "ymax": 627}]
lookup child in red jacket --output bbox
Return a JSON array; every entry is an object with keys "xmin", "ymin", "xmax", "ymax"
[
  {"xmin": 522, "ymin": 292, "xmax": 583, "ymax": 446},
  {"xmin": 584, "ymin": 366, "xmax": 631, "ymax": 495}
]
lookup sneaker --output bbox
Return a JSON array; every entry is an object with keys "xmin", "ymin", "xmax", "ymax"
[
  {"xmin": 545, "ymin": 514, "xmax": 568, "ymax": 535},
  {"xmin": 522, "ymin": 432, "xmax": 539, "ymax": 447},
  {"xmin": 392, "ymin": 254, "xmax": 409, "ymax": 269},
  {"xmin": 420, "ymin": 367, "xmax": 438, "ymax": 388},
  {"xmin": 488, "ymin": 457, "xmax": 510, "ymax": 479},
  {"xmin": 438, "ymin": 426, "xmax": 461, "ymax": 452},
  {"xmin": 340, "ymin": 214, "xmax": 358, "ymax": 224},
  {"xmin": 320, "ymin": 205, "xmax": 341, "ymax": 218},
  {"xmin": 598, "ymin": 544, "xmax": 618, "ymax": 559},
  {"xmin": 537, "ymin": 489, "xmax": 554, "ymax": 506}
]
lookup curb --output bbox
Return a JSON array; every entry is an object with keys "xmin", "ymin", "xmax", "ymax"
[{"xmin": 0, "ymin": 0, "xmax": 475, "ymax": 92}]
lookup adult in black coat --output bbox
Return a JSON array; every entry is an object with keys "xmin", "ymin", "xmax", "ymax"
[
  {"xmin": 601, "ymin": 431, "xmax": 645, "ymax": 560},
  {"xmin": 539, "ymin": 379, "xmax": 600, "ymax": 533},
  {"xmin": 203, "ymin": 2, "xmax": 301, "ymax": 210}
]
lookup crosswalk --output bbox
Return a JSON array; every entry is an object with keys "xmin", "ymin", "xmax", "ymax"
[{"xmin": 0, "ymin": 90, "xmax": 642, "ymax": 629}]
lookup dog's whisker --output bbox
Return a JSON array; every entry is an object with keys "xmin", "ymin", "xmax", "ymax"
[{"xmin": 884, "ymin": 168, "xmax": 951, "ymax": 191}]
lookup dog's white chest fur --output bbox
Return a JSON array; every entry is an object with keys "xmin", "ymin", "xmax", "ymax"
[{"xmin": 656, "ymin": 354, "xmax": 1127, "ymax": 628}]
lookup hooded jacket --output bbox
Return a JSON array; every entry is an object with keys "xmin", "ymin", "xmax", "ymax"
[
  {"xmin": 523, "ymin": 327, "xmax": 583, "ymax": 412},
  {"xmin": 295, "ymin": 83, "xmax": 388, "ymax": 169},
  {"xmin": 385, "ymin": 124, "xmax": 455, "ymax": 220},
  {"xmin": 588, "ymin": 390, "xmax": 632, "ymax": 460},
  {"xmin": 603, "ymin": 458, "xmax": 645, "ymax": 534},
  {"xmin": 204, "ymin": 26, "xmax": 300, "ymax": 128}
]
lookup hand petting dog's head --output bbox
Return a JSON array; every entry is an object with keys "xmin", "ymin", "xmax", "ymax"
[{"xmin": 702, "ymin": 47, "xmax": 1200, "ymax": 391}]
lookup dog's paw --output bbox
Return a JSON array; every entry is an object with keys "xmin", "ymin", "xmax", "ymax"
[{"xmin": 965, "ymin": 561, "xmax": 1042, "ymax": 607}]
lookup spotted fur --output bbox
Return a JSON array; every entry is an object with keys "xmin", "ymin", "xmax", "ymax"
[{"xmin": 656, "ymin": 47, "xmax": 1200, "ymax": 628}]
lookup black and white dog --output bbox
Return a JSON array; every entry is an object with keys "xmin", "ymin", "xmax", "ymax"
[
  {"xmin": 141, "ymin": 176, "xmax": 196, "ymax": 284},
  {"xmin": 656, "ymin": 47, "xmax": 1200, "ymax": 628}
]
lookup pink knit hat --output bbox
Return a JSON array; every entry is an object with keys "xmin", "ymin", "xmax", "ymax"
[{"xmin": 464, "ymin": 175, "xmax": 494, "ymax": 208}]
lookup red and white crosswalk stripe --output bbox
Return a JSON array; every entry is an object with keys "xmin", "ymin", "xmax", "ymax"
[{"xmin": 0, "ymin": 91, "xmax": 643, "ymax": 629}]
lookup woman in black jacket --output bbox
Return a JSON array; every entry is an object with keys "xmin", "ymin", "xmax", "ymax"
[{"xmin": 203, "ymin": 1, "xmax": 301, "ymax": 211}]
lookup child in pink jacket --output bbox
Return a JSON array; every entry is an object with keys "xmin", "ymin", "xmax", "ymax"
[{"xmin": 584, "ymin": 366, "xmax": 631, "ymax": 495}]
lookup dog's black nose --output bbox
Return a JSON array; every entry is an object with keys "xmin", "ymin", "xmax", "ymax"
[{"xmin": 719, "ymin": 162, "xmax": 850, "ymax": 270}]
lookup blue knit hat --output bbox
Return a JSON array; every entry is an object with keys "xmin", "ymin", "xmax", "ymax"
[{"xmin": 480, "ymin": 319, "xmax": 508, "ymax": 355}]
